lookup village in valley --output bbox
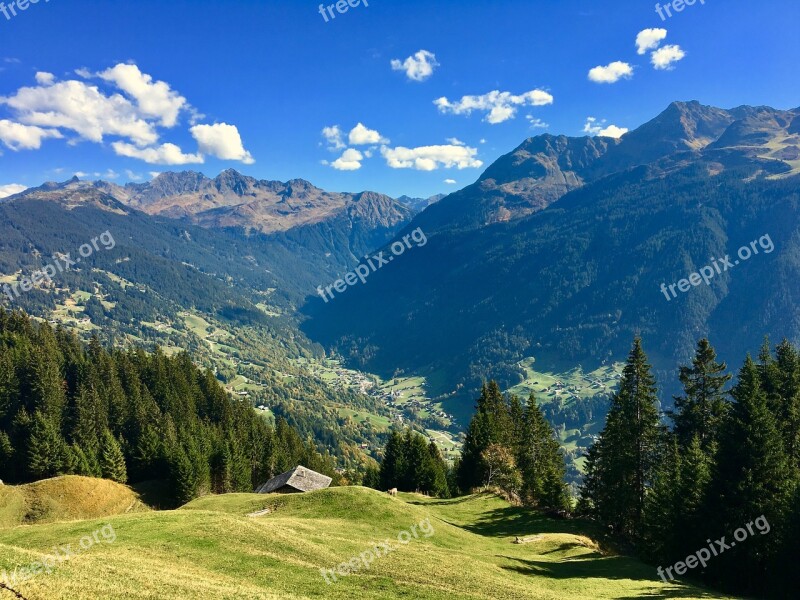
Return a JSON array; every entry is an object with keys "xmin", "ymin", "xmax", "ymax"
[
  {"xmin": 17, "ymin": 267, "xmax": 620, "ymax": 471},
  {"xmin": 294, "ymin": 357, "xmax": 464, "ymax": 459}
]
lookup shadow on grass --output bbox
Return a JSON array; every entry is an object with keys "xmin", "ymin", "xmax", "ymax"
[
  {"xmin": 501, "ymin": 555, "xmax": 725, "ymax": 597},
  {"xmin": 459, "ymin": 504, "xmax": 604, "ymax": 538},
  {"xmin": 406, "ymin": 495, "xmax": 477, "ymax": 506},
  {"xmin": 612, "ymin": 591, "xmax": 728, "ymax": 599}
]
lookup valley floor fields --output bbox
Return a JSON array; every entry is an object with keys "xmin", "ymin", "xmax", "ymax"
[{"xmin": 0, "ymin": 478, "xmax": 735, "ymax": 599}]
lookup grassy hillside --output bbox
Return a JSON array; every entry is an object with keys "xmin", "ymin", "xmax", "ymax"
[
  {"xmin": 0, "ymin": 476, "xmax": 149, "ymax": 528},
  {"xmin": 0, "ymin": 485, "xmax": 734, "ymax": 599}
]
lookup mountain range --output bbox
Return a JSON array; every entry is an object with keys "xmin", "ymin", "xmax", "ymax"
[
  {"xmin": 303, "ymin": 101, "xmax": 800, "ymax": 418},
  {"xmin": 3, "ymin": 101, "xmax": 800, "ymax": 426}
]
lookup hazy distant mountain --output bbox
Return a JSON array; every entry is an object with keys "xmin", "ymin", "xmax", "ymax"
[
  {"xmin": 395, "ymin": 193, "xmax": 447, "ymax": 213},
  {"xmin": 118, "ymin": 169, "xmax": 413, "ymax": 236},
  {"xmin": 34, "ymin": 169, "xmax": 407, "ymax": 236},
  {"xmin": 303, "ymin": 102, "xmax": 800, "ymax": 414},
  {"xmin": 15, "ymin": 168, "xmax": 413, "ymax": 242},
  {"xmin": 8, "ymin": 171, "xmax": 416, "ymax": 282}
]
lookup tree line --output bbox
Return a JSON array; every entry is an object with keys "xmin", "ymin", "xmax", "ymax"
[
  {"xmin": 455, "ymin": 381, "xmax": 570, "ymax": 511},
  {"xmin": 367, "ymin": 383, "xmax": 570, "ymax": 509},
  {"xmin": 0, "ymin": 310, "xmax": 338, "ymax": 506},
  {"xmin": 367, "ymin": 428, "xmax": 451, "ymax": 497},
  {"xmin": 579, "ymin": 336, "xmax": 800, "ymax": 598}
]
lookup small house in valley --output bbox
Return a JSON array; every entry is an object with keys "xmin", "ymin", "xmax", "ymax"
[{"xmin": 255, "ymin": 466, "xmax": 332, "ymax": 494}]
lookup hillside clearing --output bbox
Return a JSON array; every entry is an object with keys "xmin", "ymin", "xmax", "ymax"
[{"xmin": 0, "ymin": 486, "xmax": 734, "ymax": 599}]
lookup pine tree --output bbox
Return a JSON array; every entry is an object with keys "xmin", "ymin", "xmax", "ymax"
[
  {"xmin": 69, "ymin": 382, "xmax": 103, "ymax": 477},
  {"xmin": 773, "ymin": 340, "xmax": 800, "ymax": 472},
  {"xmin": 169, "ymin": 444, "xmax": 198, "ymax": 505},
  {"xmin": 508, "ymin": 394, "xmax": 525, "ymax": 453},
  {"xmin": 100, "ymin": 429, "xmax": 128, "ymax": 483},
  {"xmin": 29, "ymin": 345, "xmax": 67, "ymax": 422},
  {"xmin": 26, "ymin": 411, "xmax": 67, "ymax": 479},
  {"xmin": 579, "ymin": 337, "xmax": 662, "ymax": 540},
  {"xmin": 379, "ymin": 430, "xmax": 405, "ymax": 490},
  {"xmin": 518, "ymin": 394, "xmax": 569, "ymax": 511},
  {"xmin": 672, "ymin": 434, "xmax": 711, "ymax": 557},
  {"xmin": 670, "ymin": 338, "xmax": 731, "ymax": 454},
  {"xmin": 457, "ymin": 382, "xmax": 512, "ymax": 491},
  {"xmin": 362, "ymin": 464, "xmax": 381, "ymax": 489},
  {"xmin": 404, "ymin": 430, "xmax": 431, "ymax": 491},
  {"xmin": 66, "ymin": 443, "xmax": 93, "ymax": 476},
  {"xmin": 703, "ymin": 356, "xmax": 792, "ymax": 593},
  {"xmin": 641, "ymin": 433, "xmax": 681, "ymax": 562},
  {"xmin": 426, "ymin": 441, "xmax": 450, "ymax": 498},
  {"xmin": 0, "ymin": 352, "xmax": 17, "ymax": 424},
  {"xmin": 227, "ymin": 435, "xmax": 253, "ymax": 492}
]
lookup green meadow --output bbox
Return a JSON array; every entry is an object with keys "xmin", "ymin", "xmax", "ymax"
[{"xmin": 0, "ymin": 478, "xmax": 734, "ymax": 599}]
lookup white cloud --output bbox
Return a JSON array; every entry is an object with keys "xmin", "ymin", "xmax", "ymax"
[
  {"xmin": 348, "ymin": 123, "xmax": 388, "ymax": 145},
  {"xmin": 381, "ymin": 143, "xmax": 482, "ymax": 171},
  {"xmin": 526, "ymin": 116, "xmax": 549, "ymax": 129},
  {"xmin": 583, "ymin": 117, "xmax": 628, "ymax": 138},
  {"xmin": 322, "ymin": 125, "xmax": 345, "ymax": 150},
  {"xmin": 0, "ymin": 65, "xmax": 251, "ymax": 165},
  {"xmin": 597, "ymin": 124, "xmax": 628, "ymax": 138},
  {"xmin": 390, "ymin": 50, "xmax": 439, "ymax": 82},
  {"xmin": 190, "ymin": 123, "xmax": 254, "ymax": 164},
  {"xmin": 73, "ymin": 171, "xmax": 89, "ymax": 178},
  {"xmin": 112, "ymin": 142, "xmax": 203, "ymax": 165},
  {"xmin": 588, "ymin": 61, "xmax": 633, "ymax": 84},
  {"xmin": 149, "ymin": 171, "xmax": 162, "ymax": 179},
  {"xmin": 35, "ymin": 72, "xmax": 55, "ymax": 86},
  {"xmin": 651, "ymin": 45, "xmax": 686, "ymax": 70},
  {"xmin": 480, "ymin": 138, "xmax": 487, "ymax": 144},
  {"xmin": 0, "ymin": 183, "xmax": 27, "ymax": 198},
  {"xmin": 435, "ymin": 89, "xmax": 554, "ymax": 124},
  {"xmin": 2, "ymin": 79, "xmax": 159, "ymax": 146},
  {"xmin": 99, "ymin": 63, "xmax": 188, "ymax": 128},
  {"xmin": 446, "ymin": 137, "xmax": 465, "ymax": 146},
  {"xmin": 125, "ymin": 169, "xmax": 143, "ymax": 181},
  {"xmin": 0, "ymin": 119, "xmax": 63, "ymax": 150},
  {"xmin": 636, "ymin": 28, "xmax": 668, "ymax": 55},
  {"xmin": 331, "ymin": 148, "xmax": 364, "ymax": 171},
  {"xmin": 444, "ymin": 179, "xmax": 457, "ymax": 184}
]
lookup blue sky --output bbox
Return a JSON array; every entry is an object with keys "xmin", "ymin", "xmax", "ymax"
[{"xmin": 1, "ymin": 0, "xmax": 798, "ymax": 198}]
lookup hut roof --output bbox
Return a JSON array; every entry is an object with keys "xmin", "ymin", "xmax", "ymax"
[{"xmin": 255, "ymin": 465, "xmax": 333, "ymax": 494}]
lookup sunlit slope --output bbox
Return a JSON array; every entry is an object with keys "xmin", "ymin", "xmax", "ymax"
[
  {"xmin": 0, "ymin": 487, "xmax": 735, "ymax": 599},
  {"xmin": 0, "ymin": 476, "xmax": 149, "ymax": 528}
]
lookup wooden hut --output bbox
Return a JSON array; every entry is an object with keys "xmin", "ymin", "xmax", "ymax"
[{"xmin": 255, "ymin": 466, "xmax": 332, "ymax": 494}]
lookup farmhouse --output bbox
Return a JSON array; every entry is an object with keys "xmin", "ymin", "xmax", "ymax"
[{"xmin": 255, "ymin": 465, "xmax": 332, "ymax": 494}]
